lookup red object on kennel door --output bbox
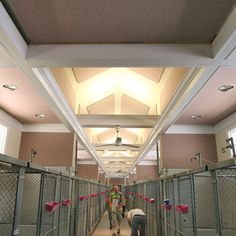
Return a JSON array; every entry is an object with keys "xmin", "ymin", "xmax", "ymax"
[{"xmin": 175, "ymin": 204, "xmax": 189, "ymax": 214}]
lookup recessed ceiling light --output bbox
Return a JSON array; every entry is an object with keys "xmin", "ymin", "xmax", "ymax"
[
  {"xmin": 191, "ymin": 115, "xmax": 202, "ymax": 120},
  {"xmin": 3, "ymin": 84, "xmax": 18, "ymax": 91},
  {"xmin": 35, "ymin": 114, "xmax": 45, "ymax": 118},
  {"xmin": 218, "ymin": 84, "xmax": 235, "ymax": 92}
]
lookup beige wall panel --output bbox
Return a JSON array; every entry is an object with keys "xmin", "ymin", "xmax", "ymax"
[
  {"xmin": 136, "ymin": 165, "xmax": 157, "ymax": 180},
  {"xmin": 19, "ymin": 132, "xmax": 74, "ymax": 166},
  {"xmin": 76, "ymin": 164, "xmax": 98, "ymax": 179},
  {"xmin": 161, "ymin": 134, "xmax": 217, "ymax": 168}
]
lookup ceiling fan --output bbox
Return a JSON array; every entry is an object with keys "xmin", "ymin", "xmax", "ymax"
[{"xmin": 94, "ymin": 126, "xmax": 140, "ymax": 149}]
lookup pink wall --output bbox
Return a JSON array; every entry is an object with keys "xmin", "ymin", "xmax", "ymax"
[
  {"xmin": 161, "ymin": 134, "xmax": 217, "ymax": 168},
  {"xmin": 19, "ymin": 132, "xmax": 74, "ymax": 166},
  {"xmin": 76, "ymin": 164, "xmax": 98, "ymax": 179}
]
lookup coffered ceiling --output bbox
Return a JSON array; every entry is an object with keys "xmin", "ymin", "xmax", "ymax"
[{"xmin": 0, "ymin": 1, "xmax": 236, "ymax": 177}]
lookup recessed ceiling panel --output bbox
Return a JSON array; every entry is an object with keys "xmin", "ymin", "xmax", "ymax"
[
  {"xmin": 3, "ymin": 0, "xmax": 235, "ymax": 44},
  {"xmin": 129, "ymin": 68, "xmax": 164, "ymax": 83},
  {"xmin": 73, "ymin": 68, "xmax": 108, "ymax": 83},
  {"xmin": 176, "ymin": 67, "xmax": 236, "ymax": 125},
  {"xmin": 0, "ymin": 67, "xmax": 60, "ymax": 123},
  {"xmin": 87, "ymin": 95, "xmax": 115, "ymax": 114},
  {"xmin": 121, "ymin": 94, "xmax": 150, "ymax": 114}
]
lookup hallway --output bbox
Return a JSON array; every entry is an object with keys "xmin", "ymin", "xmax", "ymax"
[{"xmin": 92, "ymin": 211, "xmax": 130, "ymax": 236}]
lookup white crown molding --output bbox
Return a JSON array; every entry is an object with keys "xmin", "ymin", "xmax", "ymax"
[
  {"xmin": 0, "ymin": 109, "xmax": 22, "ymax": 130},
  {"xmin": 22, "ymin": 123, "xmax": 70, "ymax": 133},
  {"xmin": 214, "ymin": 112, "xmax": 236, "ymax": 133},
  {"xmin": 166, "ymin": 124, "xmax": 215, "ymax": 134}
]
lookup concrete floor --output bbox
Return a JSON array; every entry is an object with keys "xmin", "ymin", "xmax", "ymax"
[{"xmin": 92, "ymin": 211, "xmax": 131, "ymax": 236}]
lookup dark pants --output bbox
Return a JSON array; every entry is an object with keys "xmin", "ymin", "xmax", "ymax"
[
  {"xmin": 122, "ymin": 205, "xmax": 125, "ymax": 217},
  {"xmin": 131, "ymin": 216, "xmax": 146, "ymax": 236},
  {"xmin": 108, "ymin": 208, "xmax": 112, "ymax": 226}
]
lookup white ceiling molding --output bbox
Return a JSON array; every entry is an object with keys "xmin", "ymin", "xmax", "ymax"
[
  {"xmin": 166, "ymin": 124, "xmax": 215, "ymax": 134},
  {"xmin": 22, "ymin": 123, "xmax": 70, "ymax": 133},
  {"xmin": 212, "ymin": 4, "xmax": 236, "ymax": 59},
  {"xmin": 214, "ymin": 112, "xmax": 236, "ymax": 133},
  {"xmin": 0, "ymin": 109, "xmax": 22, "ymax": 131},
  {"xmin": 27, "ymin": 44, "xmax": 213, "ymax": 68},
  {"xmin": 77, "ymin": 114, "xmax": 158, "ymax": 128}
]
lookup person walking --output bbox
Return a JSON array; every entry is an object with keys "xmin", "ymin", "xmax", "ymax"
[
  {"xmin": 109, "ymin": 185, "xmax": 124, "ymax": 236},
  {"xmin": 127, "ymin": 208, "xmax": 146, "ymax": 236},
  {"xmin": 105, "ymin": 188, "xmax": 113, "ymax": 229}
]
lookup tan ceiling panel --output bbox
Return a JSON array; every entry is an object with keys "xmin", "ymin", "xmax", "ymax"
[
  {"xmin": 121, "ymin": 94, "xmax": 150, "ymax": 114},
  {"xmin": 73, "ymin": 68, "xmax": 109, "ymax": 83},
  {"xmin": 129, "ymin": 68, "xmax": 164, "ymax": 83},
  {"xmin": 87, "ymin": 95, "xmax": 115, "ymax": 114},
  {"xmin": 4, "ymin": 1, "xmax": 235, "ymax": 44}
]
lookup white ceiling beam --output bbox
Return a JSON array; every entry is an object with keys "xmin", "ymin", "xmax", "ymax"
[
  {"xmin": 0, "ymin": 3, "xmax": 27, "ymax": 59},
  {"xmin": 77, "ymin": 114, "xmax": 158, "ymax": 128},
  {"xmin": 212, "ymin": 4, "xmax": 236, "ymax": 59},
  {"xmin": 94, "ymin": 145, "xmax": 140, "ymax": 151},
  {"xmin": 27, "ymin": 44, "xmax": 213, "ymax": 67},
  {"xmin": 100, "ymin": 157, "xmax": 135, "ymax": 162}
]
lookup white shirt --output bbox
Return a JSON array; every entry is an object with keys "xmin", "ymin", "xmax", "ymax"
[{"xmin": 127, "ymin": 209, "xmax": 145, "ymax": 220}]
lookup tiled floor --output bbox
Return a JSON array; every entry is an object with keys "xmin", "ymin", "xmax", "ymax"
[{"xmin": 92, "ymin": 211, "xmax": 131, "ymax": 236}]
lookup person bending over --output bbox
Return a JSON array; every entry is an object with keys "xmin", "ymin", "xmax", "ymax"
[{"xmin": 127, "ymin": 208, "xmax": 146, "ymax": 236}]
